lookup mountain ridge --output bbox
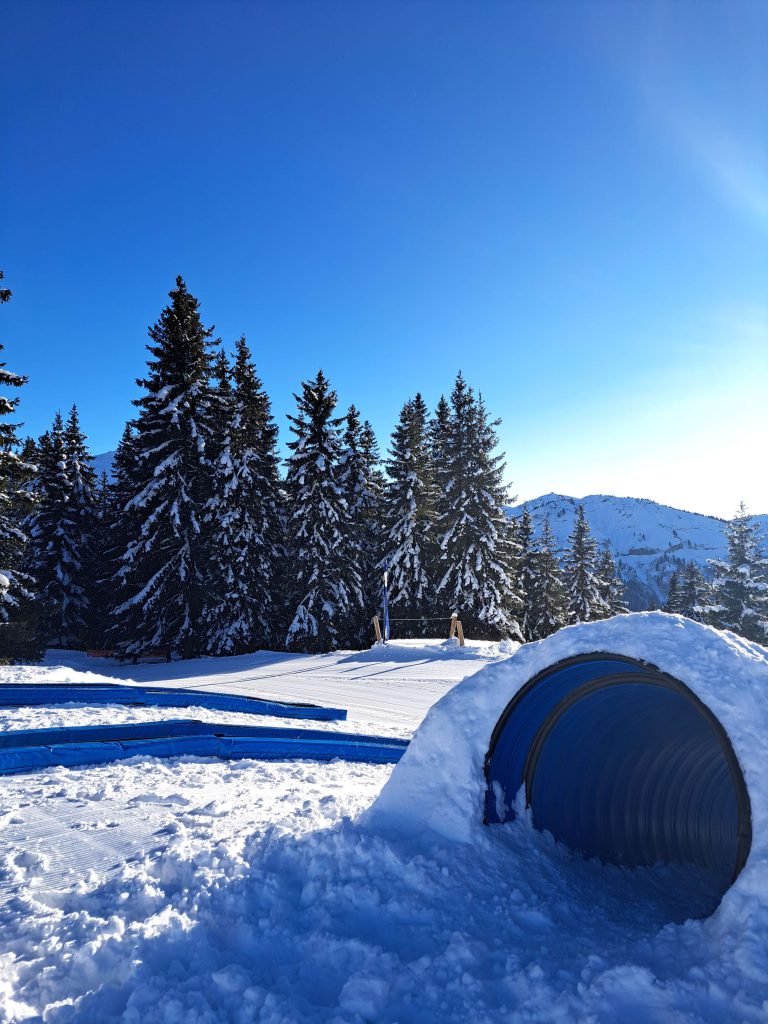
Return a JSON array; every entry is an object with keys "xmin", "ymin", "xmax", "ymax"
[{"xmin": 507, "ymin": 493, "xmax": 767, "ymax": 610}]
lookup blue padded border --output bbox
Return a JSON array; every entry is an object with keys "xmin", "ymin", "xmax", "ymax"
[
  {"xmin": 0, "ymin": 683, "xmax": 346, "ymax": 720},
  {"xmin": 0, "ymin": 719, "xmax": 408, "ymax": 775}
]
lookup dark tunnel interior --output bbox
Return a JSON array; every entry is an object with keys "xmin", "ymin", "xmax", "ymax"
[{"xmin": 484, "ymin": 654, "xmax": 751, "ymax": 920}]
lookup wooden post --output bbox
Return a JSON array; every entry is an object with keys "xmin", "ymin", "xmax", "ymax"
[
  {"xmin": 449, "ymin": 614, "xmax": 465, "ymax": 646},
  {"xmin": 372, "ymin": 615, "xmax": 382, "ymax": 643}
]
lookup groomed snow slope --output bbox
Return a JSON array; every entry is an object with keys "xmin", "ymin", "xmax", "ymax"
[
  {"xmin": 33, "ymin": 638, "xmax": 511, "ymax": 736},
  {"xmin": 2, "ymin": 627, "xmax": 767, "ymax": 1022}
]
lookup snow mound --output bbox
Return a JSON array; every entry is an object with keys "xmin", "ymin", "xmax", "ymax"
[
  {"xmin": 367, "ymin": 613, "xmax": 768, "ymax": 848},
  {"xmin": 353, "ymin": 638, "xmax": 519, "ymax": 662},
  {"xmin": 2, "ymin": 664, "xmax": 126, "ymax": 686}
]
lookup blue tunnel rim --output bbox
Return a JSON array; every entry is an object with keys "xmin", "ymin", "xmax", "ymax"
[{"xmin": 482, "ymin": 651, "xmax": 753, "ymax": 882}]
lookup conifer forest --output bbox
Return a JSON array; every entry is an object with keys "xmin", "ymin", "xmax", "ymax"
[{"xmin": 1, "ymin": 275, "xmax": 765, "ymax": 662}]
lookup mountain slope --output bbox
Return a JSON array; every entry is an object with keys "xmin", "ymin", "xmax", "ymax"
[
  {"xmin": 92, "ymin": 450, "xmax": 116, "ymax": 480},
  {"xmin": 507, "ymin": 494, "xmax": 768, "ymax": 610}
]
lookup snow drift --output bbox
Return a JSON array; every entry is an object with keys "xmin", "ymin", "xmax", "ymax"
[{"xmin": 368, "ymin": 613, "xmax": 767, "ymax": 921}]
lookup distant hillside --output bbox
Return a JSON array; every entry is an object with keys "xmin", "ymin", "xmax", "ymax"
[
  {"xmin": 92, "ymin": 450, "xmax": 116, "ymax": 480},
  {"xmin": 507, "ymin": 494, "xmax": 768, "ymax": 611}
]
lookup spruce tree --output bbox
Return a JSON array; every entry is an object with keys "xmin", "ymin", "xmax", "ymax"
[
  {"xmin": 339, "ymin": 406, "xmax": 381, "ymax": 645},
  {"xmin": 113, "ymin": 277, "xmax": 217, "ymax": 660},
  {"xmin": 19, "ymin": 437, "xmax": 38, "ymax": 493},
  {"xmin": 102, "ymin": 424, "xmax": 139, "ymax": 646},
  {"xmin": 284, "ymin": 370, "xmax": 361, "ymax": 652},
  {"xmin": 707, "ymin": 504, "xmax": 768, "ymax": 643},
  {"xmin": 517, "ymin": 508, "xmax": 538, "ymax": 641},
  {"xmin": 25, "ymin": 413, "xmax": 88, "ymax": 646},
  {"xmin": 428, "ymin": 394, "xmax": 451, "ymax": 504},
  {"xmin": 596, "ymin": 541, "xmax": 627, "ymax": 616},
  {"xmin": 203, "ymin": 337, "xmax": 284, "ymax": 654},
  {"xmin": 680, "ymin": 561, "xmax": 708, "ymax": 621},
  {"xmin": 434, "ymin": 375, "xmax": 523, "ymax": 639},
  {"xmin": 664, "ymin": 569, "xmax": 685, "ymax": 615},
  {"xmin": 563, "ymin": 504, "xmax": 609, "ymax": 623},
  {"xmin": 527, "ymin": 517, "xmax": 568, "ymax": 640},
  {"xmin": 0, "ymin": 273, "xmax": 41, "ymax": 661},
  {"xmin": 381, "ymin": 395, "xmax": 436, "ymax": 636},
  {"xmin": 64, "ymin": 406, "xmax": 97, "ymax": 516},
  {"xmin": 85, "ymin": 471, "xmax": 112, "ymax": 647},
  {"xmin": 63, "ymin": 405, "xmax": 98, "ymax": 642},
  {"xmin": 361, "ymin": 419, "xmax": 385, "ymax": 570}
]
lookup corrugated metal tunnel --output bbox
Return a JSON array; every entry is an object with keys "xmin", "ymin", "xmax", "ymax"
[{"xmin": 484, "ymin": 654, "xmax": 752, "ymax": 916}]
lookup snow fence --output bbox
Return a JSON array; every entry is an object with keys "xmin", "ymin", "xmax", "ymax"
[{"xmin": 368, "ymin": 613, "xmax": 768, "ymax": 919}]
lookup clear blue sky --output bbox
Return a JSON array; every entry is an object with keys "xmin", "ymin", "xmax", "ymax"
[{"xmin": 3, "ymin": 1, "xmax": 766, "ymax": 518}]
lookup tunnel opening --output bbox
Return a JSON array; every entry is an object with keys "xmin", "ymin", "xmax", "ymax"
[{"xmin": 484, "ymin": 653, "xmax": 752, "ymax": 920}]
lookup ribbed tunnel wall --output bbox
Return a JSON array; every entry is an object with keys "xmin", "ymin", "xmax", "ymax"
[{"xmin": 484, "ymin": 654, "xmax": 752, "ymax": 912}]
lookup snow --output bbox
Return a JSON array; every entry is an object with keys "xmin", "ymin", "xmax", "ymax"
[
  {"xmin": 2, "ymin": 626, "xmax": 767, "ymax": 1021},
  {"xmin": 31, "ymin": 640, "xmax": 507, "ymax": 735}
]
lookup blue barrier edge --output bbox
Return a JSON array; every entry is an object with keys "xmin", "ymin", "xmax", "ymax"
[
  {"xmin": 0, "ymin": 684, "xmax": 347, "ymax": 721},
  {"xmin": 0, "ymin": 720, "xmax": 408, "ymax": 775}
]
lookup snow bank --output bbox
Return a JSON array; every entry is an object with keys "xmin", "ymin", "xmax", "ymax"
[{"xmin": 356, "ymin": 638, "xmax": 519, "ymax": 662}]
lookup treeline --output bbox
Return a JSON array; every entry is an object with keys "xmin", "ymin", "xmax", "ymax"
[
  {"xmin": 2, "ymin": 276, "xmax": 628, "ymax": 662},
  {"xmin": 663, "ymin": 505, "xmax": 768, "ymax": 644}
]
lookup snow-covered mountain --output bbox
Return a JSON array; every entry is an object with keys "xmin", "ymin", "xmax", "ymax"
[
  {"xmin": 92, "ymin": 450, "xmax": 116, "ymax": 480},
  {"xmin": 507, "ymin": 494, "xmax": 768, "ymax": 611}
]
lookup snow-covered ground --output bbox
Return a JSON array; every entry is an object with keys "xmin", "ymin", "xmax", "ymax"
[
  {"xmin": 0, "ymin": 640, "xmax": 514, "ymax": 1021},
  {"xmin": 24, "ymin": 638, "xmax": 512, "ymax": 737},
  {"xmin": 1, "ymin": 631, "xmax": 766, "ymax": 1023}
]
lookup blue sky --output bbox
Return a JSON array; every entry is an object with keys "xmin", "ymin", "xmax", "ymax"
[{"xmin": 2, "ymin": 0, "xmax": 766, "ymax": 518}]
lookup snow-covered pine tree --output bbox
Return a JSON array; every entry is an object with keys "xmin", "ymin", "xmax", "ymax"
[
  {"xmin": 63, "ymin": 405, "xmax": 98, "ymax": 643},
  {"xmin": 101, "ymin": 424, "xmax": 139, "ymax": 646},
  {"xmin": 527, "ymin": 516, "xmax": 568, "ymax": 640},
  {"xmin": 428, "ymin": 394, "xmax": 451, "ymax": 502},
  {"xmin": 434, "ymin": 375, "xmax": 523, "ymax": 640},
  {"xmin": 381, "ymin": 394, "xmax": 436, "ymax": 637},
  {"xmin": 361, "ymin": 419, "xmax": 385, "ymax": 563},
  {"xmin": 19, "ymin": 438, "xmax": 38, "ymax": 485},
  {"xmin": 664, "ymin": 569, "xmax": 685, "ymax": 615},
  {"xmin": 517, "ymin": 508, "xmax": 538, "ymax": 641},
  {"xmin": 360, "ymin": 419, "xmax": 386, "ymax": 637},
  {"xmin": 338, "ymin": 405, "xmax": 381, "ymax": 646},
  {"xmin": 596, "ymin": 541, "xmax": 627, "ymax": 616},
  {"xmin": 563, "ymin": 504, "xmax": 609, "ymax": 623},
  {"xmin": 284, "ymin": 370, "xmax": 361, "ymax": 653},
  {"xmin": 679, "ymin": 561, "xmax": 708, "ymax": 621},
  {"xmin": 0, "ymin": 272, "xmax": 42, "ymax": 661},
  {"xmin": 706, "ymin": 504, "xmax": 768, "ymax": 643},
  {"xmin": 203, "ymin": 337, "xmax": 285, "ymax": 654},
  {"xmin": 113, "ymin": 277, "xmax": 217, "ymax": 660},
  {"xmin": 84, "ymin": 470, "xmax": 112, "ymax": 646},
  {"xmin": 63, "ymin": 406, "xmax": 97, "ymax": 516},
  {"xmin": 200, "ymin": 347, "xmax": 236, "ymax": 650},
  {"xmin": 25, "ymin": 412, "xmax": 88, "ymax": 646},
  {"xmin": 209, "ymin": 347, "xmax": 233, "ymax": 469}
]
